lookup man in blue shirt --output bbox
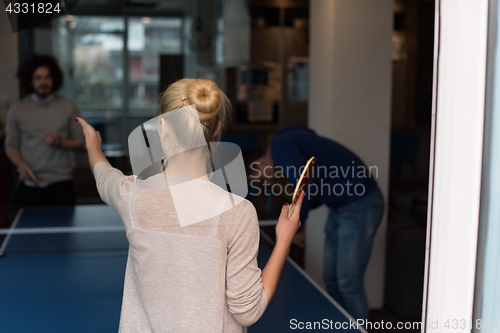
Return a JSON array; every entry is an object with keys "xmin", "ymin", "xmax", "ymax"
[{"xmin": 250, "ymin": 126, "xmax": 384, "ymax": 321}]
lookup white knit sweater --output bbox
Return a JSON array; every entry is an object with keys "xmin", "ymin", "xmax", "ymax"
[{"xmin": 93, "ymin": 162, "xmax": 268, "ymax": 333}]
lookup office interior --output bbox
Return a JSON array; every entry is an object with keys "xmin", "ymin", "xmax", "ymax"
[{"xmin": 0, "ymin": 0, "xmax": 434, "ymax": 330}]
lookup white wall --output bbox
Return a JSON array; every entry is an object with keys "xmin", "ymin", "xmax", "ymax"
[
  {"xmin": 0, "ymin": 4, "xmax": 19, "ymax": 112},
  {"xmin": 307, "ymin": 0, "xmax": 393, "ymax": 309}
]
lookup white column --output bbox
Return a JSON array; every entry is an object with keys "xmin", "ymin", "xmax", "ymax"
[
  {"xmin": 422, "ymin": 1, "xmax": 489, "ymax": 331},
  {"xmin": 307, "ymin": 0, "xmax": 393, "ymax": 309}
]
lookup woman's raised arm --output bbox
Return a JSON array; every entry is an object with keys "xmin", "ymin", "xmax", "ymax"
[{"xmin": 75, "ymin": 117, "xmax": 109, "ymax": 173}]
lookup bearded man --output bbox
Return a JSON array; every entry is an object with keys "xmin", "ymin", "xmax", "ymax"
[{"xmin": 5, "ymin": 54, "xmax": 84, "ymax": 207}]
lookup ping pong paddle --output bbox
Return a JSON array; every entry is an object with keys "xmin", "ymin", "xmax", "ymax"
[{"xmin": 287, "ymin": 156, "xmax": 316, "ymax": 218}]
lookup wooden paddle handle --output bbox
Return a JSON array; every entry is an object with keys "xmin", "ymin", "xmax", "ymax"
[{"xmin": 287, "ymin": 202, "xmax": 296, "ymax": 219}]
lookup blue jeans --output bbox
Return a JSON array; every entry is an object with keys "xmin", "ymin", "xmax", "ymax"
[{"xmin": 323, "ymin": 187, "xmax": 385, "ymax": 321}]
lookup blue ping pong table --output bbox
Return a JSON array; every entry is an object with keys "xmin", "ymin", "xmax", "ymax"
[{"xmin": 0, "ymin": 205, "xmax": 365, "ymax": 333}]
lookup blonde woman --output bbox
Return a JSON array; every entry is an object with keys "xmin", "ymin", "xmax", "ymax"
[{"xmin": 76, "ymin": 78, "xmax": 303, "ymax": 332}]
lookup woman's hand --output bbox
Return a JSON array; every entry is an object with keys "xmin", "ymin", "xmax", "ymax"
[
  {"xmin": 75, "ymin": 117, "xmax": 102, "ymax": 150},
  {"xmin": 275, "ymin": 190, "xmax": 304, "ymax": 248},
  {"xmin": 261, "ymin": 190, "xmax": 305, "ymax": 304},
  {"xmin": 75, "ymin": 117, "xmax": 108, "ymax": 172}
]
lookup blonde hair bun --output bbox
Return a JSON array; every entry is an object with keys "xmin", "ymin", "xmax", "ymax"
[
  {"xmin": 186, "ymin": 79, "xmax": 221, "ymax": 119},
  {"xmin": 159, "ymin": 78, "xmax": 231, "ymax": 143}
]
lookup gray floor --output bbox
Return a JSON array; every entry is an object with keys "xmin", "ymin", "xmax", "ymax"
[{"xmin": 368, "ymin": 308, "xmax": 421, "ymax": 333}]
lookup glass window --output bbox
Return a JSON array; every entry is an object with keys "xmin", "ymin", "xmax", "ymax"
[
  {"xmin": 474, "ymin": 2, "xmax": 500, "ymax": 327},
  {"xmin": 41, "ymin": 14, "xmax": 183, "ymax": 146},
  {"xmin": 128, "ymin": 17, "xmax": 182, "ymax": 110}
]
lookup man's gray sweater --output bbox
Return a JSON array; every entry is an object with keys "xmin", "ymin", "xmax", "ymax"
[{"xmin": 4, "ymin": 94, "xmax": 85, "ymax": 185}]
